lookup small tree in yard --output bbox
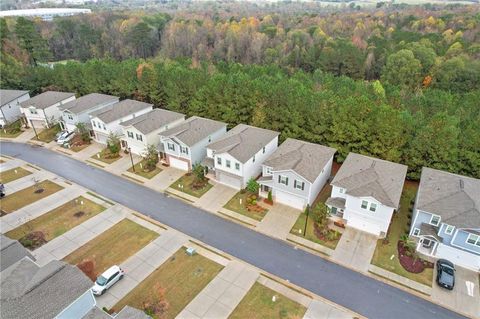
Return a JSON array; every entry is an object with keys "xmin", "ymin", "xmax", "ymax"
[
  {"xmin": 246, "ymin": 178, "xmax": 259, "ymax": 194},
  {"xmin": 312, "ymin": 202, "xmax": 330, "ymax": 229},
  {"xmin": 75, "ymin": 122, "xmax": 91, "ymax": 143},
  {"xmin": 107, "ymin": 132, "xmax": 120, "ymax": 156},
  {"xmin": 144, "ymin": 144, "xmax": 159, "ymax": 171},
  {"xmin": 192, "ymin": 163, "xmax": 206, "ymax": 183}
]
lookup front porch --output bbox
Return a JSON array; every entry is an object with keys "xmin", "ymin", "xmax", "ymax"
[{"xmin": 257, "ymin": 175, "xmax": 273, "ymax": 198}]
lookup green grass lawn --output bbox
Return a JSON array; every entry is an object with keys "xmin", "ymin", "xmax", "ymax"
[
  {"xmin": 128, "ymin": 160, "xmax": 162, "ymax": 179},
  {"xmin": 229, "ymin": 282, "xmax": 307, "ymax": 319},
  {"xmin": 6, "ymin": 196, "xmax": 105, "ymax": 248},
  {"xmin": 91, "ymin": 148, "xmax": 121, "ymax": 164},
  {"xmin": 223, "ymin": 191, "xmax": 268, "ymax": 221},
  {"xmin": 0, "ymin": 120, "xmax": 24, "ymax": 138},
  {"xmin": 170, "ymin": 173, "xmax": 213, "ymax": 198},
  {"xmin": 0, "ymin": 129, "xmax": 23, "ymax": 138},
  {"xmin": 371, "ymin": 182, "xmax": 433, "ymax": 286},
  {"xmin": 0, "ymin": 167, "xmax": 32, "ymax": 184},
  {"xmin": 64, "ymin": 219, "xmax": 158, "ymax": 276},
  {"xmin": 0, "ymin": 180, "xmax": 64, "ymax": 215},
  {"xmin": 113, "ymin": 248, "xmax": 223, "ymax": 319},
  {"xmin": 290, "ymin": 213, "xmax": 341, "ymax": 250},
  {"xmin": 32, "ymin": 124, "xmax": 61, "ymax": 143}
]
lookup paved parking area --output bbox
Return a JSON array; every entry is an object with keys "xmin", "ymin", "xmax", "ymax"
[{"xmin": 331, "ymin": 227, "xmax": 377, "ymax": 272}]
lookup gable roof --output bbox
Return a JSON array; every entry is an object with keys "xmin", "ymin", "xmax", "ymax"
[
  {"xmin": 416, "ymin": 167, "xmax": 480, "ymax": 228},
  {"xmin": 207, "ymin": 124, "xmax": 279, "ymax": 163},
  {"xmin": 0, "ymin": 235, "xmax": 34, "ymax": 272},
  {"xmin": 0, "ymin": 89, "xmax": 29, "ymax": 106},
  {"xmin": 92, "ymin": 99, "xmax": 153, "ymax": 124},
  {"xmin": 0, "ymin": 259, "xmax": 92, "ymax": 319},
  {"xmin": 160, "ymin": 116, "xmax": 226, "ymax": 147},
  {"xmin": 59, "ymin": 93, "xmax": 118, "ymax": 115},
  {"xmin": 121, "ymin": 108, "xmax": 184, "ymax": 135},
  {"xmin": 20, "ymin": 91, "xmax": 75, "ymax": 109},
  {"xmin": 331, "ymin": 153, "xmax": 407, "ymax": 209},
  {"xmin": 263, "ymin": 138, "xmax": 336, "ymax": 183}
]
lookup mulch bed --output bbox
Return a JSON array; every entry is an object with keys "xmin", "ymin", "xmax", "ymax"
[
  {"xmin": 313, "ymin": 222, "xmax": 338, "ymax": 243},
  {"xmin": 397, "ymin": 241, "xmax": 434, "ymax": 273}
]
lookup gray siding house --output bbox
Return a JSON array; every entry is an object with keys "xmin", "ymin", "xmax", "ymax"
[
  {"xmin": 0, "ymin": 89, "xmax": 30, "ymax": 127},
  {"xmin": 410, "ymin": 167, "xmax": 480, "ymax": 271}
]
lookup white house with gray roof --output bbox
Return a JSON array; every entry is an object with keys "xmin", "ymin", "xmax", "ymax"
[
  {"xmin": 204, "ymin": 124, "xmax": 279, "ymax": 190},
  {"xmin": 120, "ymin": 108, "xmax": 185, "ymax": 156},
  {"xmin": 159, "ymin": 116, "xmax": 227, "ymax": 171},
  {"xmin": 326, "ymin": 153, "xmax": 408, "ymax": 238},
  {"xmin": 59, "ymin": 93, "xmax": 119, "ymax": 133},
  {"xmin": 20, "ymin": 91, "xmax": 76, "ymax": 129},
  {"xmin": 410, "ymin": 167, "xmax": 480, "ymax": 271},
  {"xmin": 0, "ymin": 89, "xmax": 30, "ymax": 127},
  {"xmin": 90, "ymin": 99, "xmax": 153, "ymax": 145},
  {"xmin": 258, "ymin": 138, "xmax": 336, "ymax": 210}
]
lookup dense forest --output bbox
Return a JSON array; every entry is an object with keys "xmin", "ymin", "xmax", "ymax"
[{"xmin": 0, "ymin": 3, "xmax": 479, "ymax": 180}]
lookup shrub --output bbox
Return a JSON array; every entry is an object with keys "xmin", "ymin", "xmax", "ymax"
[
  {"xmin": 143, "ymin": 144, "xmax": 159, "ymax": 170},
  {"xmin": 246, "ymin": 178, "xmax": 259, "ymax": 194},
  {"xmin": 192, "ymin": 163, "xmax": 206, "ymax": 183},
  {"xmin": 107, "ymin": 133, "xmax": 120, "ymax": 155},
  {"xmin": 267, "ymin": 190, "xmax": 272, "ymax": 202},
  {"xmin": 19, "ymin": 231, "xmax": 47, "ymax": 249}
]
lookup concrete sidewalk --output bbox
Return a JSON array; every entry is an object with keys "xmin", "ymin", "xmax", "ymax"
[
  {"xmin": 256, "ymin": 203, "xmax": 301, "ymax": 239},
  {"xmin": 2, "ymin": 169, "xmax": 52, "ymax": 193}
]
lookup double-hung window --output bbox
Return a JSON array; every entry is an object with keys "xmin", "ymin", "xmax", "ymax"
[
  {"xmin": 93, "ymin": 121, "xmax": 97, "ymax": 128},
  {"xmin": 217, "ymin": 157, "xmax": 222, "ymax": 165},
  {"xmin": 167, "ymin": 143, "xmax": 175, "ymax": 151},
  {"xmin": 102, "ymin": 124, "xmax": 106, "ymax": 130},
  {"xmin": 136, "ymin": 134, "xmax": 143, "ymax": 141},
  {"xmin": 294, "ymin": 180, "xmax": 305, "ymax": 190},
  {"xmin": 361, "ymin": 200, "xmax": 368, "ymax": 209},
  {"xmin": 412, "ymin": 228, "xmax": 421, "ymax": 236},
  {"xmin": 467, "ymin": 233, "xmax": 480, "ymax": 247},
  {"xmin": 444, "ymin": 225, "xmax": 454, "ymax": 235},
  {"xmin": 180, "ymin": 146, "xmax": 189, "ymax": 155},
  {"xmin": 369, "ymin": 203, "xmax": 377, "ymax": 212},
  {"xmin": 127, "ymin": 131, "xmax": 134, "ymax": 138},
  {"xmin": 278, "ymin": 175, "xmax": 288, "ymax": 185},
  {"xmin": 67, "ymin": 114, "xmax": 73, "ymax": 120},
  {"xmin": 226, "ymin": 160, "xmax": 231, "ymax": 168},
  {"xmin": 430, "ymin": 215, "xmax": 440, "ymax": 226},
  {"xmin": 235, "ymin": 163, "xmax": 240, "ymax": 170}
]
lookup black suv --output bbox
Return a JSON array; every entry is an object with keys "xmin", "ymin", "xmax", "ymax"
[{"xmin": 436, "ymin": 259, "xmax": 455, "ymax": 290}]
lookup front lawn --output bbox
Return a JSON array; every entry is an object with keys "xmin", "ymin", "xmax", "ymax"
[
  {"xmin": 371, "ymin": 182, "xmax": 433, "ymax": 286},
  {"xmin": 170, "ymin": 173, "xmax": 213, "ymax": 198},
  {"xmin": 0, "ymin": 180, "xmax": 64, "ymax": 215},
  {"xmin": 6, "ymin": 196, "xmax": 105, "ymax": 250},
  {"xmin": 128, "ymin": 160, "xmax": 162, "ymax": 179},
  {"xmin": 63, "ymin": 219, "xmax": 158, "ymax": 277},
  {"xmin": 223, "ymin": 191, "xmax": 268, "ymax": 221},
  {"xmin": 0, "ymin": 167, "xmax": 32, "ymax": 184},
  {"xmin": 0, "ymin": 120, "xmax": 24, "ymax": 138},
  {"xmin": 229, "ymin": 282, "xmax": 307, "ymax": 319},
  {"xmin": 32, "ymin": 124, "xmax": 61, "ymax": 143},
  {"xmin": 290, "ymin": 212, "xmax": 341, "ymax": 250},
  {"xmin": 91, "ymin": 148, "xmax": 121, "ymax": 164},
  {"xmin": 113, "ymin": 248, "xmax": 223, "ymax": 319},
  {"xmin": 69, "ymin": 135, "xmax": 91, "ymax": 152}
]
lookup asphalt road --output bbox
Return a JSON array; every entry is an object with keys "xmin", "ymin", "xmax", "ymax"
[{"xmin": 1, "ymin": 142, "xmax": 467, "ymax": 319}]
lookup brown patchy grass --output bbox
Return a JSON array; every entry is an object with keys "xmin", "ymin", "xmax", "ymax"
[
  {"xmin": 170, "ymin": 173, "xmax": 213, "ymax": 198},
  {"xmin": 128, "ymin": 160, "xmax": 162, "ymax": 179},
  {"xmin": 0, "ymin": 167, "xmax": 32, "ymax": 184},
  {"xmin": 91, "ymin": 148, "xmax": 122, "ymax": 164}
]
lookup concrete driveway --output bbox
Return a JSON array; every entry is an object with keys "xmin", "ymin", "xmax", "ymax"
[
  {"xmin": 144, "ymin": 166, "xmax": 185, "ymax": 192},
  {"xmin": 332, "ymin": 227, "xmax": 378, "ymax": 272},
  {"xmin": 256, "ymin": 203, "xmax": 301, "ymax": 239},
  {"xmin": 196, "ymin": 181, "xmax": 237, "ymax": 212},
  {"xmin": 432, "ymin": 265, "xmax": 480, "ymax": 318}
]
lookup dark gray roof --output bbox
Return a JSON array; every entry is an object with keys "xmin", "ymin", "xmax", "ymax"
[
  {"xmin": 0, "ymin": 89, "xmax": 29, "ymax": 106},
  {"xmin": 263, "ymin": 138, "xmax": 336, "ymax": 183},
  {"xmin": 160, "ymin": 116, "xmax": 226, "ymax": 147},
  {"xmin": 115, "ymin": 306, "xmax": 151, "ymax": 319},
  {"xmin": 326, "ymin": 197, "xmax": 346, "ymax": 210},
  {"xmin": 207, "ymin": 124, "xmax": 279, "ymax": 163},
  {"xmin": 60, "ymin": 93, "xmax": 118, "ymax": 114},
  {"xmin": 416, "ymin": 167, "xmax": 480, "ymax": 228},
  {"xmin": 331, "ymin": 153, "xmax": 407, "ymax": 209},
  {"xmin": 121, "ymin": 108, "xmax": 184, "ymax": 135},
  {"xmin": 419, "ymin": 223, "xmax": 441, "ymax": 241},
  {"xmin": 1, "ymin": 259, "xmax": 93, "ymax": 319},
  {"xmin": 0, "ymin": 235, "xmax": 34, "ymax": 272},
  {"xmin": 20, "ymin": 91, "xmax": 75, "ymax": 109},
  {"xmin": 92, "ymin": 99, "xmax": 153, "ymax": 124}
]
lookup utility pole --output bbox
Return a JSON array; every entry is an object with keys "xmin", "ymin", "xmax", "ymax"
[
  {"xmin": 128, "ymin": 147, "xmax": 135, "ymax": 172},
  {"xmin": 303, "ymin": 204, "xmax": 310, "ymax": 237},
  {"xmin": 31, "ymin": 121, "xmax": 39, "ymax": 140}
]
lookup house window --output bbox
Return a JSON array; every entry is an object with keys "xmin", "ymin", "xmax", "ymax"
[
  {"xmin": 369, "ymin": 203, "xmax": 377, "ymax": 212},
  {"xmin": 235, "ymin": 163, "xmax": 240, "ymax": 170},
  {"xmin": 167, "ymin": 143, "xmax": 175, "ymax": 151},
  {"xmin": 430, "ymin": 215, "xmax": 440, "ymax": 226},
  {"xmin": 253, "ymin": 155, "xmax": 255, "ymax": 163},
  {"xmin": 466, "ymin": 233, "xmax": 480, "ymax": 247},
  {"xmin": 180, "ymin": 146, "xmax": 188, "ymax": 155},
  {"xmin": 262, "ymin": 146, "xmax": 266, "ymax": 154},
  {"xmin": 136, "ymin": 134, "xmax": 143, "ymax": 141},
  {"xmin": 226, "ymin": 160, "xmax": 231, "ymax": 168},
  {"xmin": 444, "ymin": 225, "xmax": 454, "ymax": 235},
  {"xmin": 361, "ymin": 200, "xmax": 368, "ymax": 209},
  {"xmin": 217, "ymin": 157, "xmax": 222, "ymax": 165},
  {"xmin": 208, "ymin": 135, "xmax": 211, "ymax": 143},
  {"xmin": 93, "ymin": 121, "xmax": 97, "ymax": 128},
  {"xmin": 30, "ymin": 108, "xmax": 38, "ymax": 114},
  {"xmin": 339, "ymin": 188, "xmax": 345, "ymax": 194},
  {"xmin": 102, "ymin": 124, "xmax": 106, "ymax": 130},
  {"xmin": 127, "ymin": 131, "xmax": 134, "ymax": 138},
  {"xmin": 67, "ymin": 114, "xmax": 73, "ymax": 120},
  {"xmin": 294, "ymin": 180, "xmax": 305, "ymax": 190},
  {"xmin": 278, "ymin": 175, "xmax": 288, "ymax": 185},
  {"xmin": 412, "ymin": 228, "xmax": 421, "ymax": 237}
]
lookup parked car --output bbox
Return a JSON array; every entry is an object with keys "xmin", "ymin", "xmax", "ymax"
[
  {"xmin": 55, "ymin": 130, "xmax": 68, "ymax": 142},
  {"xmin": 91, "ymin": 265, "xmax": 124, "ymax": 295},
  {"xmin": 57, "ymin": 131, "xmax": 75, "ymax": 145},
  {"xmin": 436, "ymin": 259, "xmax": 455, "ymax": 290}
]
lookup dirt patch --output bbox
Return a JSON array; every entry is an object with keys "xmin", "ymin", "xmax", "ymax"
[
  {"xmin": 19, "ymin": 231, "xmax": 47, "ymax": 250},
  {"xmin": 34, "ymin": 188, "xmax": 45, "ymax": 194},
  {"xmin": 74, "ymin": 211, "xmax": 85, "ymax": 218}
]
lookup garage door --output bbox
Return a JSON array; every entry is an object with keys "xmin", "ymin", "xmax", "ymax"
[
  {"xmin": 169, "ymin": 157, "xmax": 189, "ymax": 171},
  {"xmin": 95, "ymin": 132, "xmax": 108, "ymax": 145},
  {"xmin": 30, "ymin": 119, "xmax": 46, "ymax": 130},
  {"xmin": 217, "ymin": 171, "xmax": 242, "ymax": 189},
  {"xmin": 275, "ymin": 190, "xmax": 305, "ymax": 210},
  {"xmin": 346, "ymin": 214, "xmax": 381, "ymax": 236}
]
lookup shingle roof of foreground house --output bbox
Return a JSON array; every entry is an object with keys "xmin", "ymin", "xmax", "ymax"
[
  {"xmin": 263, "ymin": 138, "xmax": 336, "ymax": 183},
  {"xmin": 0, "ymin": 235, "xmax": 34, "ymax": 272},
  {"xmin": 207, "ymin": 124, "xmax": 279, "ymax": 163},
  {"xmin": 82, "ymin": 305, "xmax": 151, "ymax": 319},
  {"xmin": 20, "ymin": 91, "xmax": 75, "ymax": 109},
  {"xmin": 331, "ymin": 153, "xmax": 408, "ymax": 209},
  {"xmin": 416, "ymin": 167, "xmax": 480, "ymax": 228},
  {"xmin": 160, "ymin": 116, "xmax": 226, "ymax": 147},
  {"xmin": 92, "ymin": 99, "xmax": 153, "ymax": 124},
  {"xmin": 121, "ymin": 108, "xmax": 184, "ymax": 134},
  {"xmin": 0, "ymin": 89, "xmax": 29, "ymax": 106},
  {"xmin": 59, "ymin": 93, "xmax": 118, "ymax": 114}
]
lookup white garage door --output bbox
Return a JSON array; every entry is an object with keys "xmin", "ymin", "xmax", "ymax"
[
  {"xmin": 169, "ymin": 157, "xmax": 189, "ymax": 171},
  {"xmin": 217, "ymin": 171, "xmax": 242, "ymax": 189},
  {"xmin": 346, "ymin": 214, "xmax": 381, "ymax": 236},
  {"xmin": 95, "ymin": 132, "xmax": 109, "ymax": 145},
  {"xmin": 275, "ymin": 190, "xmax": 306, "ymax": 210},
  {"xmin": 30, "ymin": 119, "xmax": 46, "ymax": 130}
]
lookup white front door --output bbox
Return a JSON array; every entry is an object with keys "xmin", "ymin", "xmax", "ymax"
[
  {"xmin": 275, "ymin": 190, "xmax": 305, "ymax": 210},
  {"xmin": 169, "ymin": 156, "xmax": 189, "ymax": 171}
]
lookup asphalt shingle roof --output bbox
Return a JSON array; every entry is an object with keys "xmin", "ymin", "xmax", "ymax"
[
  {"xmin": 331, "ymin": 153, "xmax": 407, "ymax": 209},
  {"xmin": 121, "ymin": 108, "xmax": 184, "ymax": 135},
  {"xmin": 160, "ymin": 116, "xmax": 226, "ymax": 147},
  {"xmin": 20, "ymin": 91, "xmax": 75, "ymax": 110},
  {"xmin": 416, "ymin": 167, "xmax": 480, "ymax": 228},
  {"xmin": 207, "ymin": 124, "xmax": 279, "ymax": 163},
  {"xmin": 59, "ymin": 93, "xmax": 118, "ymax": 115},
  {"xmin": 115, "ymin": 306, "xmax": 152, "ymax": 319},
  {"xmin": 0, "ymin": 235, "xmax": 34, "ymax": 272},
  {"xmin": 263, "ymin": 138, "xmax": 336, "ymax": 183},
  {"xmin": 0, "ymin": 89, "xmax": 29, "ymax": 106},
  {"xmin": 92, "ymin": 99, "xmax": 153, "ymax": 124}
]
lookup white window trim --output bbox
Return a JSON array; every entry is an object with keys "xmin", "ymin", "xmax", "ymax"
[
  {"xmin": 466, "ymin": 233, "xmax": 480, "ymax": 247},
  {"xmin": 444, "ymin": 224, "xmax": 454, "ymax": 235},
  {"xmin": 429, "ymin": 214, "xmax": 441, "ymax": 226},
  {"xmin": 369, "ymin": 203, "xmax": 377, "ymax": 212},
  {"xmin": 294, "ymin": 180, "xmax": 304, "ymax": 190},
  {"xmin": 361, "ymin": 200, "xmax": 368, "ymax": 209},
  {"xmin": 412, "ymin": 228, "xmax": 421, "ymax": 237},
  {"xmin": 167, "ymin": 143, "xmax": 175, "ymax": 151},
  {"xmin": 339, "ymin": 188, "xmax": 345, "ymax": 194},
  {"xmin": 217, "ymin": 157, "xmax": 222, "ymax": 165},
  {"xmin": 235, "ymin": 162, "xmax": 240, "ymax": 170},
  {"xmin": 279, "ymin": 175, "xmax": 288, "ymax": 185},
  {"xmin": 226, "ymin": 160, "xmax": 231, "ymax": 168}
]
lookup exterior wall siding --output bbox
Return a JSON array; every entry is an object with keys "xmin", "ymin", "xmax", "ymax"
[
  {"xmin": 308, "ymin": 156, "xmax": 333, "ymax": 205},
  {"xmin": 451, "ymin": 229, "xmax": 480, "ymax": 255},
  {"xmin": 271, "ymin": 170, "xmax": 310, "ymax": 200},
  {"xmin": 239, "ymin": 136, "xmax": 278, "ymax": 186},
  {"xmin": 0, "ymin": 93, "xmax": 29, "ymax": 125},
  {"xmin": 343, "ymin": 195, "xmax": 394, "ymax": 236},
  {"xmin": 410, "ymin": 210, "xmax": 434, "ymax": 236}
]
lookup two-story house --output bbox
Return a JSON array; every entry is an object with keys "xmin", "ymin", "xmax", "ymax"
[
  {"xmin": 326, "ymin": 153, "xmax": 408, "ymax": 238},
  {"xmin": 159, "ymin": 116, "xmax": 227, "ymax": 171},
  {"xmin": 120, "ymin": 108, "xmax": 185, "ymax": 156},
  {"xmin": 59, "ymin": 93, "xmax": 119, "ymax": 133},
  {"xmin": 20, "ymin": 91, "xmax": 76, "ymax": 129},
  {"xmin": 204, "ymin": 124, "xmax": 279, "ymax": 190},
  {"xmin": 90, "ymin": 99, "xmax": 153, "ymax": 144},
  {"xmin": 258, "ymin": 138, "xmax": 336, "ymax": 210},
  {"xmin": 410, "ymin": 167, "xmax": 480, "ymax": 271},
  {"xmin": 0, "ymin": 89, "xmax": 30, "ymax": 127}
]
